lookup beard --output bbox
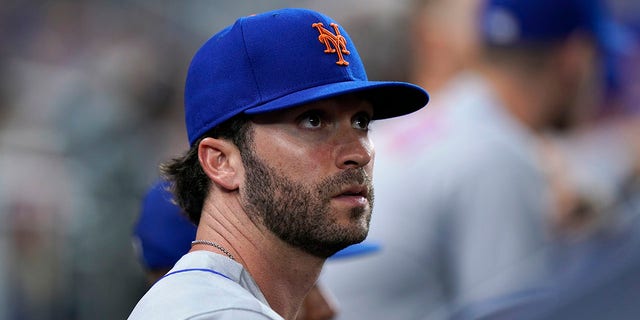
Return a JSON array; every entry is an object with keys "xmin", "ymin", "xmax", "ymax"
[{"xmin": 239, "ymin": 149, "xmax": 374, "ymax": 258}]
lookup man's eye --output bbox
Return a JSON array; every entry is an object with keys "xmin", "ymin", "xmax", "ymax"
[
  {"xmin": 300, "ymin": 113, "xmax": 323, "ymax": 129},
  {"xmin": 352, "ymin": 113, "xmax": 371, "ymax": 130}
]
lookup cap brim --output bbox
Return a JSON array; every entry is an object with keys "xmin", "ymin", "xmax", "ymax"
[
  {"xmin": 244, "ymin": 80, "xmax": 429, "ymax": 120},
  {"xmin": 329, "ymin": 241, "xmax": 381, "ymax": 260}
]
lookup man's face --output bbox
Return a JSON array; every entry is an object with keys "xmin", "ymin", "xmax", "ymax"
[{"xmin": 239, "ymin": 96, "xmax": 375, "ymax": 258}]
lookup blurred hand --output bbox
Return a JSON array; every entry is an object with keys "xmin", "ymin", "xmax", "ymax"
[{"xmin": 296, "ymin": 283, "xmax": 337, "ymax": 320}]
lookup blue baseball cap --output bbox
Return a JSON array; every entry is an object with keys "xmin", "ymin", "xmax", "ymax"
[
  {"xmin": 480, "ymin": 0, "xmax": 615, "ymax": 47},
  {"xmin": 133, "ymin": 180, "xmax": 196, "ymax": 270},
  {"xmin": 185, "ymin": 8, "xmax": 429, "ymax": 145}
]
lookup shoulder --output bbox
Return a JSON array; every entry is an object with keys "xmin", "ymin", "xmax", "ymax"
[
  {"xmin": 187, "ymin": 308, "xmax": 283, "ymax": 320},
  {"xmin": 129, "ymin": 267, "xmax": 281, "ymax": 320}
]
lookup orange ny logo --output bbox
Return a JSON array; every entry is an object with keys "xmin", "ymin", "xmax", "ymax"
[{"xmin": 312, "ymin": 22, "xmax": 350, "ymax": 66}]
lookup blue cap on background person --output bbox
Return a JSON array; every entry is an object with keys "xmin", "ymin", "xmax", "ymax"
[
  {"xmin": 479, "ymin": 0, "xmax": 636, "ymax": 103},
  {"xmin": 133, "ymin": 180, "xmax": 380, "ymax": 270},
  {"xmin": 133, "ymin": 180, "xmax": 196, "ymax": 271},
  {"xmin": 184, "ymin": 8, "xmax": 429, "ymax": 146},
  {"xmin": 479, "ymin": 0, "xmax": 612, "ymax": 46}
]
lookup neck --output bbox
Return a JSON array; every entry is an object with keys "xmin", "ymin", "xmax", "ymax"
[
  {"xmin": 194, "ymin": 196, "xmax": 325, "ymax": 319},
  {"xmin": 243, "ymin": 233, "xmax": 325, "ymax": 319}
]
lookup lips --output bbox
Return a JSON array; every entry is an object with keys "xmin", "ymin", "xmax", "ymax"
[{"xmin": 334, "ymin": 185, "xmax": 369, "ymax": 199}]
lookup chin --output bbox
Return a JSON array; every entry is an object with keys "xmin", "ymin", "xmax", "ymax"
[
  {"xmin": 339, "ymin": 221, "xmax": 370, "ymax": 247},
  {"xmin": 305, "ymin": 224, "xmax": 369, "ymax": 259}
]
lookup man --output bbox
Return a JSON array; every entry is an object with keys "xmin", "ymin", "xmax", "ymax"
[
  {"xmin": 128, "ymin": 8, "xmax": 428, "ymax": 320},
  {"xmin": 322, "ymin": 0, "xmax": 618, "ymax": 319}
]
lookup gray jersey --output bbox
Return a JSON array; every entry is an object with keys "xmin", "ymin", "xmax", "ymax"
[
  {"xmin": 129, "ymin": 251, "xmax": 283, "ymax": 320},
  {"xmin": 322, "ymin": 73, "xmax": 555, "ymax": 320}
]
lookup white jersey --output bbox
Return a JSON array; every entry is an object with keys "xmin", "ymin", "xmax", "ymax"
[{"xmin": 129, "ymin": 250, "xmax": 283, "ymax": 320}]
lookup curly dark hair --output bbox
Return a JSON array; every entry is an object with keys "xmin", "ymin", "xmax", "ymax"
[{"xmin": 160, "ymin": 114, "xmax": 252, "ymax": 224}]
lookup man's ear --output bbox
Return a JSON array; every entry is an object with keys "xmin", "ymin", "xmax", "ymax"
[{"xmin": 198, "ymin": 137, "xmax": 242, "ymax": 191}]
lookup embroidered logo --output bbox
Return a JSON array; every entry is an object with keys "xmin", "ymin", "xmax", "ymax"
[{"xmin": 312, "ymin": 22, "xmax": 350, "ymax": 66}]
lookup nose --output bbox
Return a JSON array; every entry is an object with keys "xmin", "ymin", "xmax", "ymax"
[{"xmin": 334, "ymin": 130, "xmax": 374, "ymax": 170}]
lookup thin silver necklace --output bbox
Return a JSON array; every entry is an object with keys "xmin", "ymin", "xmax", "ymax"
[{"xmin": 191, "ymin": 240, "xmax": 235, "ymax": 261}]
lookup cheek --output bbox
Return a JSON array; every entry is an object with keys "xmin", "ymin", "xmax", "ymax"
[
  {"xmin": 369, "ymin": 149, "xmax": 376, "ymax": 174},
  {"xmin": 255, "ymin": 134, "xmax": 332, "ymax": 178},
  {"xmin": 286, "ymin": 143, "xmax": 335, "ymax": 178}
]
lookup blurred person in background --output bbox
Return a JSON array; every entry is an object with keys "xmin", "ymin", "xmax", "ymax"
[
  {"xmin": 408, "ymin": 0, "xmax": 480, "ymax": 95},
  {"xmin": 133, "ymin": 180, "xmax": 197, "ymax": 286},
  {"xmin": 451, "ymin": 2, "xmax": 640, "ymax": 318},
  {"xmin": 322, "ymin": 0, "xmax": 624, "ymax": 319}
]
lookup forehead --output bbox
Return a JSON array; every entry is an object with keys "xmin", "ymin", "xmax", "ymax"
[{"xmin": 250, "ymin": 95, "xmax": 373, "ymax": 123}]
